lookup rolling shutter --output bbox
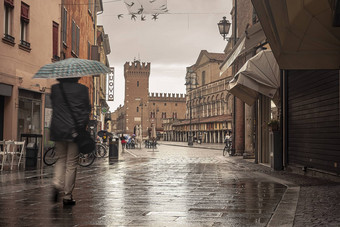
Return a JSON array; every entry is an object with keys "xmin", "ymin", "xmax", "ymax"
[{"xmin": 287, "ymin": 70, "xmax": 340, "ymax": 174}]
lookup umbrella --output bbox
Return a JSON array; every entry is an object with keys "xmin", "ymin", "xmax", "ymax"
[
  {"xmin": 33, "ymin": 58, "xmax": 111, "ymax": 79},
  {"xmin": 97, "ymin": 130, "xmax": 107, "ymax": 137}
]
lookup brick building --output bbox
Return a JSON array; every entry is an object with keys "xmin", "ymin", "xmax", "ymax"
[{"xmin": 113, "ymin": 60, "xmax": 186, "ymax": 139}]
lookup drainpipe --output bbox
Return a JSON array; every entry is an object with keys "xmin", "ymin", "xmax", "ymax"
[
  {"xmin": 232, "ymin": 0, "xmax": 237, "ymax": 154},
  {"xmin": 60, "ymin": 0, "xmax": 64, "ymax": 60}
]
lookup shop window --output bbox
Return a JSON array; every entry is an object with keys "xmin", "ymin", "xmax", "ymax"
[{"xmin": 17, "ymin": 90, "xmax": 42, "ymax": 139}]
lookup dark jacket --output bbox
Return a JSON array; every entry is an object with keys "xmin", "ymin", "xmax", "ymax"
[{"xmin": 50, "ymin": 82, "xmax": 91, "ymax": 141}]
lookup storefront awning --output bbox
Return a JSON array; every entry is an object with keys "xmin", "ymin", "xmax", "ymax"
[
  {"xmin": 220, "ymin": 22, "xmax": 267, "ymax": 75},
  {"xmin": 252, "ymin": 0, "xmax": 340, "ymax": 69},
  {"xmin": 228, "ymin": 50, "xmax": 280, "ymax": 106},
  {"xmin": 0, "ymin": 83, "xmax": 12, "ymax": 96}
]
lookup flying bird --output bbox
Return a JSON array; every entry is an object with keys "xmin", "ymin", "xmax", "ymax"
[
  {"xmin": 117, "ymin": 14, "xmax": 123, "ymax": 19},
  {"xmin": 141, "ymin": 15, "xmax": 146, "ymax": 21},
  {"xmin": 125, "ymin": 2, "xmax": 134, "ymax": 7},
  {"xmin": 152, "ymin": 13, "xmax": 159, "ymax": 21},
  {"xmin": 149, "ymin": 0, "xmax": 156, "ymax": 3},
  {"xmin": 131, "ymin": 14, "xmax": 137, "ymax": 21},
  {"xmin": 137, "ymin": 5, "xmax": 144, "ymax": 14}
]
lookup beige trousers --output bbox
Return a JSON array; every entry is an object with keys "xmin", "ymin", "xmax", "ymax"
[{"xmin": 53, "ymin": 141, "xmax": 79, "ymax": 200}]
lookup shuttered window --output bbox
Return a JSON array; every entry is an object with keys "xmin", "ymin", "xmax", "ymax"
[
  {"xmin": 62, "ymin": 7, "xmax": 67, "ymax": 44},
  {"xmin": 4, "ymin": 0, "xmax": 14, "ymax": 8},
  {"xmin": 21, "ymin": 2, "xmax": 29, "ymax": 22},
  {"xmin": 87, "ymin": 42, "xmax": 91, "ymax": 59},
  {"xmin": 52, "ymin": 22, "xmax": 59, "ymax": 59}
]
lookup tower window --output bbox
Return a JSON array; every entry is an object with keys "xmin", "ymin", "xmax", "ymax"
[
  {"xmin": 137, "ymin": 81, "xmax": 139, "ymax": 87},
  {"xmin": 164, "ymin": 103, "xmax": 167, "ymax": 106}
]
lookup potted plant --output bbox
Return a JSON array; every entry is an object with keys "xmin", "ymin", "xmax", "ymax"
[{"xmin": 268, "ymin": 119, "xmax": 279, "ymax": 131}]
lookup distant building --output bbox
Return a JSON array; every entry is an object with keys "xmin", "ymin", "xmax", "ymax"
[
  {"xmin": 172, "ymin": 50, "xmax": 232, "ymax": 143},
  {"xmin": 112, "ymin": 60, "xmax": 186, "ymax": 138}
]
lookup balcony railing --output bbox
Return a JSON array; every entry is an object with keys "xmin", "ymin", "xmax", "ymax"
[
  {"xmin": 20, "ymin": 40, "xmax": 31, "ymax": 48},
  {"xmin": 4, "ymin": 33, "xmax": 15, "ymax": 42}
]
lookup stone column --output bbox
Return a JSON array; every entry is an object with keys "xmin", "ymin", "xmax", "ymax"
[{"xmin": 244, "ymin": 104, "xmax": 255, "ymax": 159}]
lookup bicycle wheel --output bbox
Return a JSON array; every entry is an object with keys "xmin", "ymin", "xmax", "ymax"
[
  {"xmin": 78, "ymin": 152, "xmax": 96, "ymax": 167},
  {"xmin": 43, "ymin": 147, "xmax": 58, "ymax": 166},
  {"xmin": 95, "ymin": 144, "xmax": 107, "ymax": 158},
  {"xmin": 223, "ymin": 146, "xmax": 228, "ymax": 156}
]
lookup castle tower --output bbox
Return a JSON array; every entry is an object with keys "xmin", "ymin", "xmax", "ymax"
[{"xmin": 124, "ymin": 60, "xmax": 151, "ymax": 136}]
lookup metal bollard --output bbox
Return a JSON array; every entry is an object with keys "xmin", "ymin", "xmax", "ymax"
[{"xmin": 109, "ymin": 137, "xmax": 119, "ymax": 162}]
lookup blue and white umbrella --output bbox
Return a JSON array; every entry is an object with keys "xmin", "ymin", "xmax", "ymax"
[{"xmin": 33, "ymin": 58, "xmax": 111, "ymax": 79}]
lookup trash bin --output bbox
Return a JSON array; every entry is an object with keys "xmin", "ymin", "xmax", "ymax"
[
  {"xmin": 109, "ymin": 136, "xmax": 119, "ymax": 162},
  {"xmin": 26, "ymin": 142, "xmax": 38, "ymax": 168}
]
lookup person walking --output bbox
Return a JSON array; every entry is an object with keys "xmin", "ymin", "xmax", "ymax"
[{"xmin": 50, "ymin": 77, "xmax": 91, "ymax": 206}]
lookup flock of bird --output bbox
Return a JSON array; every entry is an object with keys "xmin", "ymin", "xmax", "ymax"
[{"xmin": 117, "ymin": 0, "xmax": 168, "ymax": 21}]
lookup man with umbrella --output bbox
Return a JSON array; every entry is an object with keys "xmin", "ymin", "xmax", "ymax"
[{"xmin": 33, "ymin": 58, "xmax": 111, "ymax": 206}]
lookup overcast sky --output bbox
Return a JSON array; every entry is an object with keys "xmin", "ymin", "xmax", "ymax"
[{"xmin": 98, "ymin": 0, "xmax": 232, "ymax": 111}]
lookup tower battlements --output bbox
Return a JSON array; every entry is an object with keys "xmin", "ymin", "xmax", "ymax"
[
  {"xmin": 124, "ymin": 61, "xmax": 151, "ymax": 72},
  {"xmin": 149, "ymin": 92, "xmax": 186, "ymax": 101}
]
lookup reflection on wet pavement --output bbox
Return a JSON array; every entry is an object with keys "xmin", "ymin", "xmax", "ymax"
[{"xmin": 0, "ymin": 145, "xmax": 286, "ymax": 226}]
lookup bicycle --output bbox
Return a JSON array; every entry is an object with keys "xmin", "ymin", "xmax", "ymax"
[
  {"xmin": 223, "ymin": 141, "xmax": 233, "ymax": 156},
  {"xmin": 43, "ymin": 145, "xmax": 96, "ymax": 167}
]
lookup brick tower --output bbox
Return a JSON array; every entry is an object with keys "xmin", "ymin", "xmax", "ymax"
[{"xmin": 124, "ymin": 60, "xmax": 150, "ymax": 136}]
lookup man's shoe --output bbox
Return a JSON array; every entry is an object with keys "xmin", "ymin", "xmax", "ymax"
[
  {"xmin": 51, "ymin": 187, "xmax": 59, "ymax": 203},
  {"xmin": 63, "ymin": 198, "xmax": 76, "ymax": 206}
]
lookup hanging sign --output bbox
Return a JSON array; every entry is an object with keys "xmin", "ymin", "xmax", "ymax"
[{"xmin": 108, "ymin": 69, "xmax": 114, "ymax": 101}]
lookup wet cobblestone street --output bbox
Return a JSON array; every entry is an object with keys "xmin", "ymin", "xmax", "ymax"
[{"xmin": 0, "ymin": 142, "xmax": 338, "ymax": 226}]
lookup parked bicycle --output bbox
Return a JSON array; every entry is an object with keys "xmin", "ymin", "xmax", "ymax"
[
  {"xmin": 223, "ymin": 141, "xmax": 233, "ymax": 156},
  {"xmin": 43, "ymin": 143, "xmax": 105, "ymax": 167}
]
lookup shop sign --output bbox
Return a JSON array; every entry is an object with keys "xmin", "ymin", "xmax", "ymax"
[{"xmin": 108, "ymin": 70, "xmax": 114, "ymax": 101}]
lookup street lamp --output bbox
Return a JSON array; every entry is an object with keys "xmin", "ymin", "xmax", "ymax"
[
  {"xmin": 217, "ymin": 16, "xmax": 231, "ymax": 40},
  {"xmin": 185, "ymin": 68, "xmax": 198, "ymax": 146}
]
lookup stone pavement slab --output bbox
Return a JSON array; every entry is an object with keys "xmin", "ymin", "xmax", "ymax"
[{"xmin": 0, "ymin": 141, "xmax": 338, "ymax": 226}]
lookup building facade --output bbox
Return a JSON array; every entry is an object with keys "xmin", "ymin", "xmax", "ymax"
[
  {"xmin": 0, "ymin": 0, "xmax": 61, "ymax": 142},
  {"xmin": 170, "ymin": 50, "xmax": 233, "ymax": 144},
  {"xmin": 252, "ymin": 0, "xmax": 340, "ymax": 175},
  {"xmin": 0, "ymin": 0, "xmax": 109, "ymax": 150},
  {"xmin": 112, "ymin": 60, "xmax": 186, "ymax": 139}
]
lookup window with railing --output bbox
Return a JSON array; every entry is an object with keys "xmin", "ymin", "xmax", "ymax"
[
  {"xmin": 3, "ymin": 0, "xmax": 14, "ymax": 45},
  {"xmin": 20, "ymin": 2, "xmax": 30, "ymax": 50}
]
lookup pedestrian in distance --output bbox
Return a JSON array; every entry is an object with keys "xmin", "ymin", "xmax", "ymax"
[
  {"xmin": 120, "ymin": 135, "xmax": 127, "ymax": 151},
  {"xmin": 50, "ymin": 77, "xmax": 91, "ymax": 206}
]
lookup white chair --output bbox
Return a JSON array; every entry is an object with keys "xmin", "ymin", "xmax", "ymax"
[
  {"xmin": 0, "ymin": 140, "xmax": 14, "ymax": 171},
  {"xmin": 0, "ymin": 141, "xmax": 6, "ymax": 171},
  {"xmin": 15, "ymin": 140, "xmax": 26, "ymax": 169}
]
